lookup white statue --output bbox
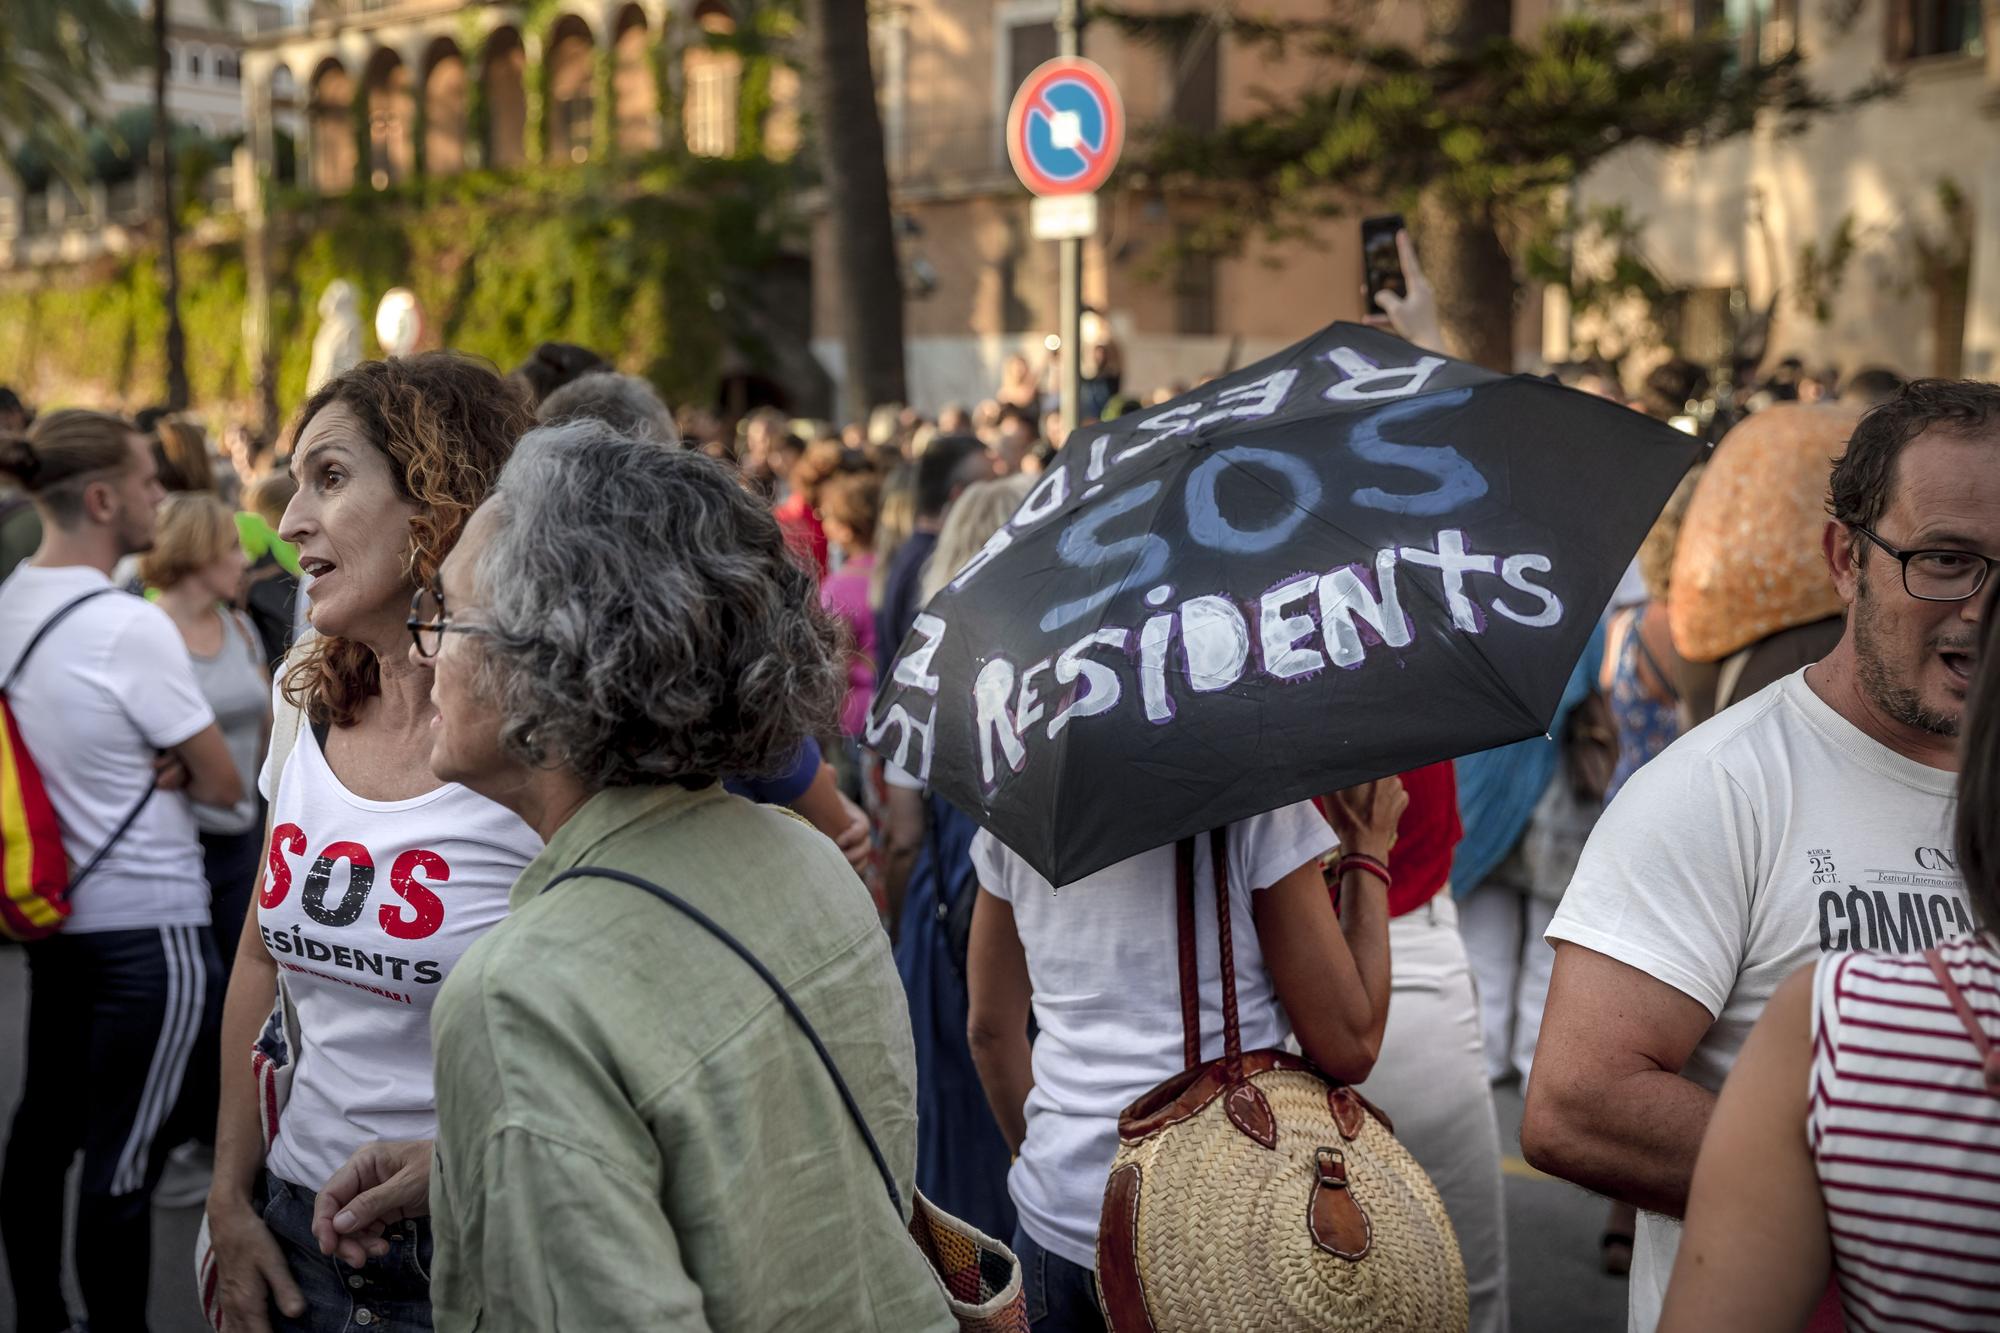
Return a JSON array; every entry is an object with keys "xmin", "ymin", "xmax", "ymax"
[
  {"xmin": 306, "ymin": 279, "xmax": 363, "ymax": 394},
  {"xmin": 374, "ymin": 287, "xmax": 424, "ymax": 359}
]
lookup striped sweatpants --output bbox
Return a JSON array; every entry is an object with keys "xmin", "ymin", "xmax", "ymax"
[{"xmin": 1, "ymin": 924, "xmax": 221, "ymax": 1333}]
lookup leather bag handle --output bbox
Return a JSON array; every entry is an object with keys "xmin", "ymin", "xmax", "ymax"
[{"xmin": 1173, "ymin": 829, "xmax": 1242, "ymax": 1074}]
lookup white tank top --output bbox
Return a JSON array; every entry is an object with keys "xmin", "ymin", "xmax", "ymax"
[{"xmin": 258, "ymin": 711, "xmax": 541, "ymax": 1192}]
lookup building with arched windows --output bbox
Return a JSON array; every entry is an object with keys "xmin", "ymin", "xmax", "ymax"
[
  {"xmin": 237, "ymin": 0, "xmax": 781, "ymax": 193},
  {"xmin": 0, "ymin": 0, "xmax": 283, "ymax": 266}
]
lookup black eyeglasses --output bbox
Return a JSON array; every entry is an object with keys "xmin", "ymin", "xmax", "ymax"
[
  {"xmin": 407, "ymin": 585, "xmax": 485, "ymax": 659},
  {"xmin": 1852, "ymin": 526, "xmax": 1996, "ymax": 603}
]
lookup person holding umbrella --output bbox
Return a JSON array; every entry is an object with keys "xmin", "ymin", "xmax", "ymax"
[
  {"xmin": 872, "ymin": 246, "xmax": 1698, "ymax": 1330},
  {"xmin": 965, "ymin": 780, "xmax": 1405, "ymax": 1330}
]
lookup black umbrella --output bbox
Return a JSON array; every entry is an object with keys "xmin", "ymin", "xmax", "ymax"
[{"xmin": 867, "ymin": 322, "xmax": 1701, "ymax": 886}]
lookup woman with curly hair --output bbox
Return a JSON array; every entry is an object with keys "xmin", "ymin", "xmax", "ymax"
[
  {"xmin": 320, "ymin": 422, "xmax": 952, "ymax": 1329},
  {"xmin": 204, "ymin": 354, "xmax": 541, "ymax": 1333}
]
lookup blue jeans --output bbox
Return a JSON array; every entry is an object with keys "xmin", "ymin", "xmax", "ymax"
[
  {"xmin": 260, "ymin": 1172, "xmax": 435, "ymax": 1333},
  {"xmin": 1012, "ymin": 1224, "xmax": 1104, "ymax": 1333}
]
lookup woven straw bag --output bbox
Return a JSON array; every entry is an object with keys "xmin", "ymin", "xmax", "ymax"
[{"xmin": 1095, "ymin": 832, "xmax": 1468, "ymax": 1333}]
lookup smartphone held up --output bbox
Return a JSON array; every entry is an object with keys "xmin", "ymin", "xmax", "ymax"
[{"xmin": 1362, "ymin": 214, "xmax": 1407, "ymax": 316}]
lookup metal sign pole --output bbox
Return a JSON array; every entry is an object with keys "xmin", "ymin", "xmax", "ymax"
[{"xmin": 1057, "ymin": 0, "xmax": 1083, "ymax": 438}]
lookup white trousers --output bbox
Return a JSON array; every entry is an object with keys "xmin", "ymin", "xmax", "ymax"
[
  {"xmin": 1456, "ymin": 882, "xmax": 1558, "ymax": 1084},
  {"xmin": 1358, "ymin": 894, "xmax": 1511, "ymax": 1333}
]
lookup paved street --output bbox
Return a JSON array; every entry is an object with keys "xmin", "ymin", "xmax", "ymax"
[{"xmin": 0, "ymin": 942, "xmax": 1630, "ymax": 1332}]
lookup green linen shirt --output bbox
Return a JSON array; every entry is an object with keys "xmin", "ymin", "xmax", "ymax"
[{"xmin": 428, "ymin": 783, "xmax": 953, "ymax": 1332}]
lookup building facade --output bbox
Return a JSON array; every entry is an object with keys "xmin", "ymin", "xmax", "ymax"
[
  {"xmin": 236, "ymin": 0, "xmax": 780, "ymax": 198},
  {"xmin": 814, "ymin": 0, "xmax": 1566, "ymax": 419},
  {"xmin": 0, "ymin": 0, "xmax": 284, "ymax": 269},
  {"xmin": 1569, "ymin": 0, "xmax": 2000, "ymax": 380},
  {"xmin": 809, "ymin": 0, "xmax": 1357, "ymax": 418}
]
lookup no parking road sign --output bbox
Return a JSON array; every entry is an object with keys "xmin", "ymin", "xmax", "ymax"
[{"xmin": 1006, "ymin": 57, "xmax": 1124, "ymax": 198}]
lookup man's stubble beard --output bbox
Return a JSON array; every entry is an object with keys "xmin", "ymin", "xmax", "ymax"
[{"xmin": 1852, "ymin": 561, "xmax": 1960, "ymax": 738}]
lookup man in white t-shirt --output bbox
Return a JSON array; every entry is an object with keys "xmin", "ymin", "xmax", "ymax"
[
  {"xmin": 0, "ymin": 411, "xmax": 243, "ymax": 1333},
  {"xmin": 1522, "ymin": 381, "xmax": 2000, "ymax": 1332}
]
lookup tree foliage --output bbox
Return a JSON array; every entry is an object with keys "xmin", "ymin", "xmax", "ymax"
[
  {"xmin": 0, "ymin": 0, "xmax": 150, "ymax": 188},
  {"xmin": 0, "ymin": 151, "xmax": 797, "ymax": 416},
  {"xmin": 1106, "ymin": 3, "xmax": 1890, "ymax": 260}
]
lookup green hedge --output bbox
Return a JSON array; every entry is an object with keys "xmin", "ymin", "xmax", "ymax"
[{"xmin": 0, "ymin": 153, "xmax": 795, "ymax": 418}]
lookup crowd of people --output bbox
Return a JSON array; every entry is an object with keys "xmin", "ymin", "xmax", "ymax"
[{"xmin": 0, "ymin": 236, "xmax": 1995, "ymax": 1333}]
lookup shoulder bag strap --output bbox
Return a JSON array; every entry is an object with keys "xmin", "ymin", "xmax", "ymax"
[
  {"xmin": 266, "ymin": 636, "xmax": 311, "ymax": 787},
  {"xmin": 1175, "ymin": 837, "xmax": 1200, "ymax": 1067},
  {"xmin": 1630, "ymin": 607, "xmax": 1680, "ymax": 704},
  {"xmin": 1210, "ymin": 828, "xmax": 1243, "ymax": 1071},
  {"xmin": 1923, "ymin": 946, "xmax": 2000, "ymax": 1095},
  {"xmin": 4, "ymin": 587, "xmax": 117, "ymax": 691},
  {"xmin": 539, "ymin": 864, "xmax": 904, "ymax": 1216},
  {"xmin": 1172, "ymin": 830, "xmax": 1243, "ymax": 1073},
  {"xmin": 1714, "ymin": 647, "xmax": 1754, "ymax": 713},
  {"xmin": 227, "ymin": 607, "xmax": 263, "ymax": 667}
]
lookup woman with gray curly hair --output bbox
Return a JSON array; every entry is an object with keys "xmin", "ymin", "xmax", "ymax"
[{"xmin": 369, "ymin": 421, "xmax": 952, "ymax": 1330}]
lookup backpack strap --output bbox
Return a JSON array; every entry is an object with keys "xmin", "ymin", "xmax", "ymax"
[
  {"xmin": 5, "ymin": 586, "xmax": 154, "ymax": 891},
  {"xmin": 538, "ymin": 864, "xmax": 904, "ymax": 1217},
  {"xmin": 68, "ymin": 785, "xmax": 156, "ymax": 892},
  {"xmin": 1923, "ymin": 946, "xmax": 2000, "ymax": 1096},
  {"xmin": 4, "ymin": 587, "xmax": 117, "ymax": 691}
]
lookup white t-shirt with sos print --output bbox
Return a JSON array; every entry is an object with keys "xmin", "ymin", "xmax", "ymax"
[{"xmin": 257, "ymin": 704, "xmax": 541, "ymax": 1193}]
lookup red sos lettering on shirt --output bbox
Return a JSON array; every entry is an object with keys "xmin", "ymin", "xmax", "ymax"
[{"xmin": 262, "ymin": 823, "xmax": 450, "ymax": 940}]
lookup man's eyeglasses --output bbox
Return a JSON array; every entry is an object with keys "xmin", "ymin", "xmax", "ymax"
[
  {"xmin": 407, "ymin": 585, "xmax": 485, "ymax": 658},
  {"xmin": 1852, "ymin": 526, "xmax": 1996, "ymax": 603}
]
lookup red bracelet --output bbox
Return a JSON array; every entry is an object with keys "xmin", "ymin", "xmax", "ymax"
[{"xmin": 1336, "ymin": 856, "xmax": 1392, "ymax": 892}]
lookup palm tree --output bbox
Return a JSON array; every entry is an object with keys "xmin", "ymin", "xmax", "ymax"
[
  {"xmin": 0, "ymin": 0, "xmax": 148, "ymax": 187},
  {"xmin": 801, "ymin": 0, "xmax": 907, "ymax": 416},
  {"xmin": 150, "ymin": 0, "xmax": 190, "ymax": 409}
]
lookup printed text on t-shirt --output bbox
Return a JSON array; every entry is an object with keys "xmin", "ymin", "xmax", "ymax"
[
  {"xmin": 262, "ymin": 823, "xmax": 450, "ymax": 939},
  {"xmin": 1817, "ymin": 843, "xmax": 1973, "ymax": 952}
]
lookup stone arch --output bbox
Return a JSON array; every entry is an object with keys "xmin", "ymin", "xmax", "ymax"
[
  {"xmin": 421, "ymin": 38, "xmax": 468, "ymax": 176},
  {"xmin": 363, "ymin": 47, "xmax": 414, "ymax": 188},
  {"xmin": 308, "ymin": 57, "xmax": 356, "ymax": 193},
  {"xmin": 546, "ymin": 13, "xmax": 597, "ymax": 164},
  {"xmin": 682, "ymin": 0, "xmax": 738, "ymax": 158},
  {"xmin": 482, "ymin": 27, "xmax": 528, "ymax": 169},
  {"xmin": 612, "ymin": 5, "xmax": 659, "ymax": 153}
]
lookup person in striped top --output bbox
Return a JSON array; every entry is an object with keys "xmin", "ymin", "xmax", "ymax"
[{"xmin": 1662, "ymin": 579, "xmax": 2000, "ymax": 1332}]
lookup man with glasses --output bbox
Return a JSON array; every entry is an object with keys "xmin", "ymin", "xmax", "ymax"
[{"xmin": 1521, "ymin": 379, "xmax": 1999, "ymax": 1333}]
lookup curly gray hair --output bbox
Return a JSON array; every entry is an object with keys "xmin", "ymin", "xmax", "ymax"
[
  {"xmin": 535, "ymin": 371, "xmax": 680, "ymax": 446},
  {"xmin": 471, "ymin": 421, "xmax": 843, "ymax": 789}
]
